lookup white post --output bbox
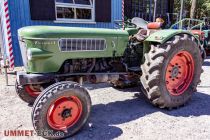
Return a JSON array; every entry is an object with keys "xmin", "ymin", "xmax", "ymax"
[
  {"xmin": 153, "ymin": 0, "xmax": 157, "ymax": 22},
  {"xmin": 122, "ymin": 0, "xmax": 125, "ymax": 30},
  {"xmin": 179, "ymin": 0, "xmax": 184, "ymax": 29}
]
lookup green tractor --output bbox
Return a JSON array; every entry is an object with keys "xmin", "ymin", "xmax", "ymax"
[
  {"xmin": 16, "ymin": 18, "xmax": 203, "ymax": 139},
  {"xmin": 202, "ymin": 17, "xmax": 210, "ymax": 55}
]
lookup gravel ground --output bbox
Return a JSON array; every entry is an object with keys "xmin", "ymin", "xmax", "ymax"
[{"xmin": 0, "ymin": 57, "xmax": 210, "ymax": 140}]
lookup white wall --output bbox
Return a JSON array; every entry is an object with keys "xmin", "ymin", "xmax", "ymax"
[
  {"xmin": 0, "ymin": 18, "xmax": 2, "ymax": 57},
  {"xmin": 0, "ymin": 3, "xmax": 2, "ymax": 58},
  {"xmin": 0, "ymin": 0, "xmax": 8, "ymax": 59}
]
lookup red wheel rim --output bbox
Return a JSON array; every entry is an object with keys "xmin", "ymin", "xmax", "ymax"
[
  {"xmin": 47, "ymin": 96, "xmax": 83, "ymax": 131},
  {"xmin": 165, "ymin": 51, "xmax": 194, "ymax": 96},
  {"xmin": 25, "ymin": 85, "xmax": 40, "ymax": 97}
]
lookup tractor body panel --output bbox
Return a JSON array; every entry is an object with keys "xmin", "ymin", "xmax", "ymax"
[
  {"xmin": 18, "ymin": 26, "xmax": 130, "ymax": 73},
  {"xmin": 18, "ymin": 26, "xmax": 130, "ymax": 38},
  {"xmin": 143, "ymin": 30, "xmax": 191, "ymax": 54},
  {"xmin": 145, "ymin": 29, "xmax": 195, "ymax": 44}
]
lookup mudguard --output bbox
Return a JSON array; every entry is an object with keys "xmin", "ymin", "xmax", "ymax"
[
  {"xmin": 144, "ymin": 29, "xmax": 206, "ymax": 61},
  {"xmin": 145, "ymin": 29, "xmax": 199, "ymax": 44}
]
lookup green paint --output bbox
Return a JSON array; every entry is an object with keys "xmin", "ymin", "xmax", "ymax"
[
  {"xmin": 145, "ymin": 29, "xmax": 194, "ymax": 44},
  {"xmin": 18, "ymin": 26, "xmax": 129, "ymax": 39},
  {"xmin": 19, "ymin": 26, "xmax": 130, "ymax": 73},
  {"xmin": 125, "ymin": 28, "xmax": 138, "ymax": 36}
]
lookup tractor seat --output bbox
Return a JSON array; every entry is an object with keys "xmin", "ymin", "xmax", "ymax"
[{"xmin": 133, "ymin": 22, "xmax": 162, "ymax": 42}]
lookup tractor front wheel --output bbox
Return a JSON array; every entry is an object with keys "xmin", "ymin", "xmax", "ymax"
[
  {"xmin": 141, "ymin": 34, "xmax": 202, "ymax": 108},
  {"xmin": 15, "ymin": 81, "xmax": 41, "ymax": 105},
  {"xmin": 32, "ymin": 81, "xmax": 91, "ymax": 139}
]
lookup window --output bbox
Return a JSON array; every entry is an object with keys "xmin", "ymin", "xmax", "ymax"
[
  {"xmin": 125, "ymin": 0, "xmax": 170, "ymax": 22},
  {"xmin": 55, "ymin": 0, "xmax": 95, "ymax": 22}
]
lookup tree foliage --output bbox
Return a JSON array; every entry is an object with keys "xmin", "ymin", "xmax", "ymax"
[{"xmin": 174, "ymin": 0, "xmax": 210, "ymax": 19}]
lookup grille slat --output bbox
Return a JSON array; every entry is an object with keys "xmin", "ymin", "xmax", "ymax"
[{"xmin": 59, "ymin": 38, "xmax": 107, "ymax": 52}]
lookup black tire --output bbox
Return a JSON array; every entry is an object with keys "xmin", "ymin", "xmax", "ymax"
[
  {"xmin": 32, "ymin": 81, "xmax": 91, "ymax": 139},
  {"xmin": 141, "ymin": 34, "xmax": 202, "ymax": 108},
  {"xmin": 15, "ymin": 81, "xmax": 37, "ymax": 105}
]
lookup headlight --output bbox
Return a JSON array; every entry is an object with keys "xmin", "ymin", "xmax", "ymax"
[{"xmin": 27, "ymin": 49, "xmax": 32, "ymax": 60}]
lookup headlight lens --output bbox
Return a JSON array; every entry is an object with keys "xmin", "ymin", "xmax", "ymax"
[{"xmin": 27, "ymin": 49, "xmax": 32, "ymax": 60}]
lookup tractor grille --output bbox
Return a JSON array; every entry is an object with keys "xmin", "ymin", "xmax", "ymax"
[{"xmin": 58, "ymin": 38, "xmax": 107, "ymax": 52}]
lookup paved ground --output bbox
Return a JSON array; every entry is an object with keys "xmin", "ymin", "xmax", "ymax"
[{"xmin": 0, "ymin": 57, "xmax": 210, "ymax": 140}]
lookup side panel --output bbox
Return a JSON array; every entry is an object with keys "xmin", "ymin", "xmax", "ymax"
[{"xmin": 24, "ymin": 36, "xmax": 128, "ymax": 73}]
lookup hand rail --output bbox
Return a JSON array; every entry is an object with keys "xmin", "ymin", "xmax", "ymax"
[{"xmin": 170, "ymin": 18, "xmax": 205, "ymax": 30}]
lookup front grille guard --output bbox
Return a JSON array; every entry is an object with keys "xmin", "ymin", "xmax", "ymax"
[{"xmin": 58, "ymin": 38, "xmax": 107, "ymax": 52}]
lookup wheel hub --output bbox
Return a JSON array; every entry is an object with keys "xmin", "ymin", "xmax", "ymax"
[
  {"xmin": 61, "ymin": 108, "xmax": 72, "ymax": 119},
  {"xmin": 47, "ymin": 96, "xmax": 82, "ymax": 131},
  {"xmin": 171, "ymin": 66, "xmax": 179, "ymax": 78},
  {"xmin": 165, "ymin": 51, "xmax": 194, "ymax": 96}
]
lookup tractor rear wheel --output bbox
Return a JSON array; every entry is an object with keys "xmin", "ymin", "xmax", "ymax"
[
  {"xmin": 15, "ymin": 81, "xmax": 40, "ymax": 105},
  {"xmin": 32, "ymin": 81, "xmax": 91, "ymax": 139},
  {"xmin": 141, "ymin": 34, "xmax": 202, "ymax": 108}
]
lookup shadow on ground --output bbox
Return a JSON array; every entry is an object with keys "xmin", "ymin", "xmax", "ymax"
[
  {"xmin": 203, "ymin": 61, "xmax": 210, "ymax": 66},
  {"xmin": 69, "ymin": 88, "xmax": 210, "ymax": 140},
  {"xmin": 203, "ymin": 56, "xmax": 210, "ymax": 66}
]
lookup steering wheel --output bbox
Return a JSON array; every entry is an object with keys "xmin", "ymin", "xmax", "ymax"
[
  {"xmin": 125, "ymin": 21, "xmax": 137, "ymax": 28},
  {"xmin": 114, "ymin": 20, "xmax": 137, "ymax": 29}
]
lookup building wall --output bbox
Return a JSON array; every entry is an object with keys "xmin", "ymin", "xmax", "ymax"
[
  {"xmin": 8, "ymin": 0, "xmax": 122, "ymax": 66},
  {"xmin": 0, "ymin": 15, "xmax": 2, "ymax": 57}
]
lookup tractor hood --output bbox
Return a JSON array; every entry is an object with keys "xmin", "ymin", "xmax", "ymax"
[
  {"xmin": 18, "ymin": 26, "xmax": 129, "ymax": 39},
  {"xmin": 18, "ymin": 26, "xmax": 131, "ymax": 73}
]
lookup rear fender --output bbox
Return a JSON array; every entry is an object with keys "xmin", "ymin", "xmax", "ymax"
[{"xmin": 144, "ymin": 29, "xmax": 201, "ymax": 53}]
